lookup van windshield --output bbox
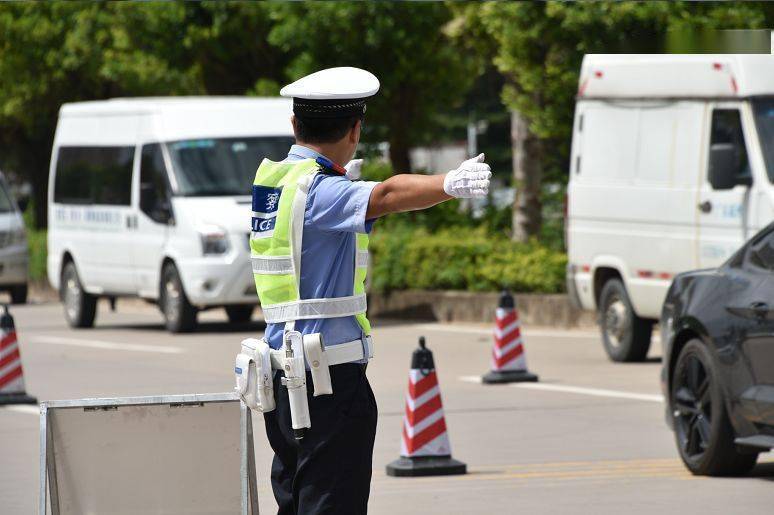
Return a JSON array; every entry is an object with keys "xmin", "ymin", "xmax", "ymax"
[
  {"xmin": 753, "ymin": 99, "xmax": 774, "ymax": 184},
  {"xmin": 167, "ymin": 136, "xmax": 294, "ymax": 196}
]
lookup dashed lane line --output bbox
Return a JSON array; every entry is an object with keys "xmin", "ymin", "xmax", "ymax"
[
  {"xmin": 459, "ymin": 375, "xmax": 664, "ymax": 403},
  {"xmin": 32, "ymin": 335, "xmax": 185, "ymax": 354}
]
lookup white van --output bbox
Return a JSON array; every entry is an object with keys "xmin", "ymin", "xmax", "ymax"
[
  {"xmin": 566, "ymin": 55, "xmax": 774, "ymax": 361},
  {"xmin": 47, "ymin": 97, "xmax": 294, "ymax": 332}
]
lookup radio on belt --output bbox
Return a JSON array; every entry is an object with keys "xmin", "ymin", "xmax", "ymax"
[{"xmin": 281, "ymin": 330, "xmax": 311, "ymax": 439}]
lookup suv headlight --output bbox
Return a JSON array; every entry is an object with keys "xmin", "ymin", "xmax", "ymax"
[
  {"xmin": 660, "ymin": 302, "xmax": 675, "ymax": 346},
  {"xmin": 10, "ymin": 227, "xmax": 26, "ymax": 246},
  {"xmin": 198, "ymin": 224, "xmax": 230, "ymax": 256}
]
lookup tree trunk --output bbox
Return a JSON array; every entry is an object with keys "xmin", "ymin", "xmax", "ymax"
[
  {"xmin": 388, "ymin": 132, "xmax": 412, "ymax": 174},
  {"xmin": 510, "ymin": 109, "xmax": 542, "ymax": 242}
]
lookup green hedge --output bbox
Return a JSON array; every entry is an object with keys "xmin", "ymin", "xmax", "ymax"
[
  {"xmin": 27, "ymin": 229, "xmax": 47, "ymax": 283},
  {"xmin": 370, "ymin": 226, "xmax": 567, "ymax": 294}
]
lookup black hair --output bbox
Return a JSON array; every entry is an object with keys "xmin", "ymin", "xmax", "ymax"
[{"xmin": 293, "ymin": 115, "xmax": 361, "ymax": 144}]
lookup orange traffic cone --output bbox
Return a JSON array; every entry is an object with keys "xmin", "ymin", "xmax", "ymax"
[
  {"xmin": 386, "ymin": 336, "xmax": 466, "ymax": 477},
  {"xmin": 0, "ymin": 305, "xmax": 37, "ymax": 405},
  {"xmin": 482, "ymin": 290, "xmax": 539, "ymax": 384}
]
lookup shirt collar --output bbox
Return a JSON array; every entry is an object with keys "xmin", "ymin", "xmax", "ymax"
[{"xmin": 287, "ymin": 144, "xmax": 325, "ymax": 161}]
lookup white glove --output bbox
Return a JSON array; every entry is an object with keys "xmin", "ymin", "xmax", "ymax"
[
  {"xmin": 344, "ymin": 159, "xmax": 363, "ymax": 181},
  {"xmin": 443, "ymin": 153, "xmax": 491, "ymax": 198}
]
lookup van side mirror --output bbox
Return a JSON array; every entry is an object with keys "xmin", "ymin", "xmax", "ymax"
[{"xmin": 708, "ymin": 143, "xmax": 751, "ymax": 190}]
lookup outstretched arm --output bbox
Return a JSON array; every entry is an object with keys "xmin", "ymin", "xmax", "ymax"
[{"xmin": 365, "ymin": 154, "xmax": 491, "ymax": 220}]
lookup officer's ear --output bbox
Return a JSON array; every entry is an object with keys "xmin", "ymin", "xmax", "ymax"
[{"xmin": 349, "ymin": 119, "xmax": 361, "ymax": 144}]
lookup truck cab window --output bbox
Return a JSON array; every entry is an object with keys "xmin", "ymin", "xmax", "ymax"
[
  {"xmin": 140, "ymin": 144, "xmax": 172, "ymax": 224},
  {"xmin": 708, "ymin": 109, "xmax": 751, "ymax": 189}
]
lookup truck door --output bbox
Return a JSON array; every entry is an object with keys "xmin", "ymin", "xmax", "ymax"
[
  {"xmin": 132, "ymin": 142, "xmax": 173, "ymax": 298},
  {"xmin": 697, "ymin": 103, "xmax": 759, "ymax": 269}
]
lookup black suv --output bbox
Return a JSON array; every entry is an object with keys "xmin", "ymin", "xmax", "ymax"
[{"xmin": 661, "ymin": 222, "xmax": 774, "ymax": 475}]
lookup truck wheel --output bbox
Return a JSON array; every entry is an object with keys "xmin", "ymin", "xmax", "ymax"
[
  {"xmin": 225, "ymin": 304, "xmax": 254, "ymax": 324},
  {"xmin": 9, "ymin": 284, "xmax": 27, "ymax": 305},
  {"xmin": 671, "ymin": 339, "xmax": 758, "ymax": 476},
  {"xmin": 61, "ymin": 261, "xmax": 97, "ymax": 328},
  {"xmin": 598, "ymin": 278, "xmax": 652, "ymax": 362},
  {"xmin": 160, "ymin": 263, "xmax": 197, "ymax": 333}
]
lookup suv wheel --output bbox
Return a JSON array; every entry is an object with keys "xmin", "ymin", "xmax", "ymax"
[
  {"xmin": 160, "ymin": 263, "xmax": 197, "ymax": 333},
  {"xmin": 671, "ymin": 339, "xmax": 758, "ymax": 476},
  {"xmin": 225, "ymin": 304, "xmax": 254, "ymax": 324},
  {"xmin": 598, "ymin": 278, "xmax": 652, "ymax": 362},
  {"xmin": 61, "ymin": 261, "xmax": 97, "ymax": 328}
]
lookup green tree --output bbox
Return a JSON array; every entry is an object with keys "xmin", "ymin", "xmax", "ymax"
[
  {"xmin": 0, "ymin": 1, "xmax": 286, "ymax": 228},
  {"xmin": 266, "ymin": 1, "xmax": 479, "ymax": 172},
  {"xmin": 469, "ymin": 1, "xmax": 771, "ymax": 241}
]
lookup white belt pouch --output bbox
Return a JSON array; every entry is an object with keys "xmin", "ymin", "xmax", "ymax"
[{"xmin": 235, "ymin": 338, "xmax": 276, "ymax": 412}]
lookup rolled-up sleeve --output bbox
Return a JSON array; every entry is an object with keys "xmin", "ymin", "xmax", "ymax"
[{"xmin": 306, "ymin": 176, "xmax": 380, "ymax": 234}]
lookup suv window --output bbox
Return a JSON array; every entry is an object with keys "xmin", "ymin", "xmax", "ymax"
[
  {"xmin": 139, "ymin": 144, "xmax": 172, "ymax": 223},
  {"xmin": 709, "ymin": 109, "xmax": 751, "ymax": 188},
  {"xmin": 54, "ymin": 146, "xmax": 134, "ymax": 205}
]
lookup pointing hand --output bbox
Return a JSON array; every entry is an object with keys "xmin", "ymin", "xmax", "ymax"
[{"xmin": 443, "ymin": 153, "xmax": 491, "ymax": 198}]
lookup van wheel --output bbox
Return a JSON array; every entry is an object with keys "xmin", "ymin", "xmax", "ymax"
[
  {"xmin": 225, "ymin": 305, "xmax": 254, "ymax": 324},
  {"xmin": 671, "ymin": 339, "xmax": 758, "ymax": 476},
  {"xmin": 9, "ymin": 284, "xmax": 27, "ymax": 305},
  {"xmin": 598, "ymin": 278, "xmax": 652, "ymax": 362},
  {"xmin": 160, "ymin": 263, "xmax": 197, "ymax": 333},
  {"xmin": 61, "ymin": 261, "xmax": 97, "ymax": 328}
]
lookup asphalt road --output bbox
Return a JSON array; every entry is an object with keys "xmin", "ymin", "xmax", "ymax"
[{"xmin": 2, "ymin": 300, "xmax": 773, "ymax": 514}]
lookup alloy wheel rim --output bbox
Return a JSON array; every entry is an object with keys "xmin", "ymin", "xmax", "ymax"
[
  {"xmin": 64, "ymin": 272, "xmax": 81, "ymax": 320},
  {"xmin": 164, "ymin": 277, "xmax": 180, "ymax": 322},
  {"xmin": 673, "ymin": 354, "xmax": 713, "ymax": 460},
  {"xmin": 604, "ymin": 297, "xmax": 629, "ymax": 349}
]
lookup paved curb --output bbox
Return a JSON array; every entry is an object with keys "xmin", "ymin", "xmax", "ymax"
[{"xmin": 368, "ymin": 290, "xmax": 596, "ymax": 329}]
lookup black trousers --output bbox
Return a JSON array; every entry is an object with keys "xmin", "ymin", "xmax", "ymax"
[{"xmin": 263, "ymin": 363, "xmax": 378, "ymax": 515}]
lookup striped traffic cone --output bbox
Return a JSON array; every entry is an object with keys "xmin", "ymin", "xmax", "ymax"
[
  {"xmin": 386, "ymin": 336, "xmax": 466, "ymax": 477},
  {"xmin": 482, "ymin": 290, "xmax": 539, "ymax": 384},
  {"xmin": 0, "ymin": 305, "xmax": 37, "ymax": 405}
]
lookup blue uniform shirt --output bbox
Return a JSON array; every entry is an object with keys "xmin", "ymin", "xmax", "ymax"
[{"xmin": 263, "ymin": 145, "xmax": 379, "ymax": 350}]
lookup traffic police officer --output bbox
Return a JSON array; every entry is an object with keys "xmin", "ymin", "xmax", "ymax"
[{"xmin": 248, "ymin": 67, "xmax": 491, "ymax": 514}]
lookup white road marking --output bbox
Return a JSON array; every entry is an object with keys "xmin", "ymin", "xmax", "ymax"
[
  {"xmin": 1, "ymin": 405, "xmax": 39, "ymax": 416},
  {"xmin": 33, "ymin": 335, "xmax": 184, "ymax": 354},
  {"xmin": 416, "ymin": 323, "xmax": 662, "ymax": 344},
  {"xmin": 415, "ymin": 323, "xmax": 599, "ymax": 339},
  {"xmin": 458, "ymin": 375, "xmax": 663, "ymax": 403}
]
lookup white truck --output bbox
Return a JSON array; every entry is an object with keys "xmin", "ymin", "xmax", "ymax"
[
  {"xmin": 47, "ymin": 97, "xmax": 294, "ymax": 332},
  {"xmin": 566, "ymin": 54, "xmax": 774, "ymax": 361}
]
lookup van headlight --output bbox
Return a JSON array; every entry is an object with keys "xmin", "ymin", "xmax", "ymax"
[{"xmin": 198, "ymin": 224, "xmax": 230, "ymax": 256}]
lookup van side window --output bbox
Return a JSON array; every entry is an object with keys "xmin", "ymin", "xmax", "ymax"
[
  {"xmin": 54, "ymin": 146, "xmax": 134, "ymax": 205},
  {"xmin": 139, "ymin": 144, "xmax": 172, "ymax": 224},
  {"xmin": 709, "ymin": 110, "xmax": 751, "ymax": 186}
]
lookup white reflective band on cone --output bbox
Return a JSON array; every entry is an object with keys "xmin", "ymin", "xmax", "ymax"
[
  {"xmin": 251, "ymin": 255, "xmax": 294, "ymax": 275},
  {"xmin": 356, "ymin": 250, "xmax": 369, "ymax": 268},
  {"xmin": 262, "ymin": 293, "xmax": 367, "ymax": 323}
]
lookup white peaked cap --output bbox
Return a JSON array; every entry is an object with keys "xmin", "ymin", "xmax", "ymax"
[{"xmin": 280, "ymin": 67, "xmax": 380, "ymax": 100}]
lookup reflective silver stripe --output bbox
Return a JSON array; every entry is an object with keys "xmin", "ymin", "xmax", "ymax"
[
  {"xmin": 251, "ymin": 255, "xmax": 293, "ymax": 275},
  {"xmin": 262, "ymin": 293, "xmax": 367, "ymax": 324},
  {"xmin": 356, "ymin": 250, "xmax": 369, "ymax": 268}
]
